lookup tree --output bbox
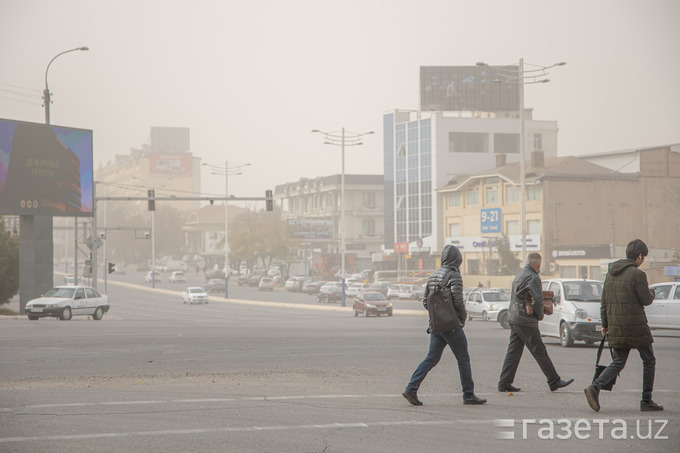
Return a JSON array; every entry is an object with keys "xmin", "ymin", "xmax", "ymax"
[
  {"xmin": 0, "ymin": 217, "xmax": 20, "ymax": 305},
  {"xmin": 497, "ymin": 235, "xmax": 521, "ymax": 275},
  {"xmin": 230, "ymin": 209, "xmax": 296, "ymax": 273}
]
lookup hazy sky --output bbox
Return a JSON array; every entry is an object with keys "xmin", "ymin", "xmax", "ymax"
[{"xmin": 1, "ymin": 0, "xmax": 678, "ymax": 201}]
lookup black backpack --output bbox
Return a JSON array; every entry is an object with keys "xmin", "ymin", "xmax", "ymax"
[{"xmin": 427, "ymin": 269, "xmax": 459, "ymax": 332}]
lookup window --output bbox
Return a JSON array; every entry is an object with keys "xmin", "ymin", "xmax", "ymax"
[
  {"xmin": 527, "ymin": 219, "xmax": 540, "ymax": 235},
  {"xmin": 505, "ymin": 187, "xmax": 518, "ymax": 203},
  {"xmin": 363, "ymin": 192, "xmax": 376, "ymax": 208},
  {"xmin": 449, "ymin": 132, "xmax": 487, "ymax": 153},
  {"xmin": 533, "ymin": 133, "xmax": 543, "ymax": 150},
  {"xmin": 363, "ymin": 219, "xmax": 375, "ymax": 236},
  {"xmin": 527, "ymin": 186, "xmax": 541, "ymax": 201},
  {"xmin": 485, "ymin": 187, "xmax": 498, "ymax": 204},
  {"xmin": 468, "ymin": 259, "xmax": 480, "ymax": 274},
  {"xmin": 448, "ymin": 192, "xmax": 460, "ymax": 207},
  {"xmin": 448, "ymin": 223, "xmax": 460, "ymax": 237},
  {"xmin": 466, "ymin": 190, "xmax": 479, "ymax": 205},
  {"xmin": 506, "ymin": 220, "xmax": 519, "ymax": 235}
]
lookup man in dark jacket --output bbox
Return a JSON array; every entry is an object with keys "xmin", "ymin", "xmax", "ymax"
[
  {"xmin": 585, "ymin": 239, "xmax": 662, "ymax": 412},
  {"xmin": 498, "ymin": 252, "xmax": 573, "ymax": 392},
  {"xmin": 402, "ymin": 245, "xmax": 486, "ymax": 406}
]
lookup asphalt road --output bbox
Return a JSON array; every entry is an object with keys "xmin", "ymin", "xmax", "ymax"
[{"xmin": 1, "ymin": 275, "xmax": 678, "ymax": 452}]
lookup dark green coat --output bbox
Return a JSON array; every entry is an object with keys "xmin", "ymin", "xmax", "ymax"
[{"xmin": 601, "ymin": 259, "xmax": 655, "ymax": 348}]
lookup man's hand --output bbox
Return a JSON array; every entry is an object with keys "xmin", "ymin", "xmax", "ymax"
[{"xmin": 601, "ymin": 327, "xmax": 608, "ymax": 334}]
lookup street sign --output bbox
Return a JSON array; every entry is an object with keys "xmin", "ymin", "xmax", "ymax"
[{"xmin": 84, "ymin": 235, "xmax": 103, "ymax": 250}]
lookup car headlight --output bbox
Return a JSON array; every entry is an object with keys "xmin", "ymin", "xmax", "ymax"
[
  {"xmin": 388, "ymin": 303, "xmax": 392, "ymax": 307},
  {"xmin": 366, "ymin": 304, "xmax": 376, "ymax": 308},
  {"xmin": 575, "ymin": 309, "xmax": 588, "ymax": 319},
  {"xmin": 491, "ymin": 304, "xmax": 502, "ymax": 311}
]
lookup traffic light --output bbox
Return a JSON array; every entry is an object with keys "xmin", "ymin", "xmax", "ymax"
[
  {"xmin": 265, "ymin": 189, "xmax": 273, "ymax": 211},
  {"xmin": 108, "ymin": 263, "xmax": 116, "ymax": 274},
  {"xmin": 147, "ymin": 189, "xmax": 155, "ymax": 211}
]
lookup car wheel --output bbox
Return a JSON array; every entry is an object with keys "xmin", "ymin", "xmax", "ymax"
[
  {"xmin": 482, "ymin": 311, "xmax": 488, "ymax": 322},
  {"xmin": 467, "ymin": 314, "xmax": 473, "ymax": 321},
  {"xmin": 560, "ymin": 322, "xmax": 574, "ymax": 347},
  {"xmin": 354, "ymin": 308, "xmax": 358, "ymax": 317},
  {"xmin": 498, "ymin": 311, "xmax": 510, "ymax": 329},
  {"xmin": 59, "ymin": 307, "xmax": 72, "ymax": 321},
  {"xmin": 183, "ymin": 299, "xmax": 186, "ymax": 304},
  {"xmin": 388, "ymin": 312, "xmax": 393, "ymax": 317},
  {"xmin": 364, "ymin": 310, "xmax": 369, "ymax": 317},
  {"xmin": 27, "ymin": 315, "xmax": 39, "ymax": 321},
  {"xmin": 92, "ymin": 307, "xmax": 104, "ymax": 321}
]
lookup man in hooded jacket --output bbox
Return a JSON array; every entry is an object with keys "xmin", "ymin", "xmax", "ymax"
[
  {"xmin": 402, "ymin": 245, "xmax": 487, "ymax": 406},
  {"xmin": 498, "ymin": 252, "xmax": 574, "ymax": 392},
  {"xmin": 585, "ymin": 239, "xmax": 663, "ymax": 412}
]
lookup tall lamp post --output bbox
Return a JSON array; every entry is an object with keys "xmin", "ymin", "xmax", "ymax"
[
  {"xmin": 311, "ymin": 128, "xmax": 374, "ymax": 306},
  {"xmin": 44, "ymin": 46, "xmax": 89, "ymax": 125},
  {"xmin": 476, "ymin": 59, "xmax": 565, "ymax": 264},
  {"xmin": 203, "ymin": 161, "xmax": 250, "ymax": 298}
]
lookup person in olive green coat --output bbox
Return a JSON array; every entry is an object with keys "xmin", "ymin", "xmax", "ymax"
[{"xmin": 584, "ymin": 239, "xmax": 663, "ymax": 412}]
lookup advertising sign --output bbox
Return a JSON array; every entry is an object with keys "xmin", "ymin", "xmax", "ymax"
[
  {"xmin": 149, "ymin": 153, "xmax": 193, "ymax": 177},
  {"xmin": 0, "ymin": 118, "xmax": 93, "ymax": 216},
  {"xmin": 446, "ymin": 234, "xmax": 541, "ymax": 253},
  {"xmin": 420, "ymin": 66, "xmax": 519, "ymax": 112},
  {"xmin": 287, "ymin": 218, "xmax": 333, "ymax": 239},
  {"xmin": 480, "ymin": 208, "xmax": 501, "ymax": 233}
]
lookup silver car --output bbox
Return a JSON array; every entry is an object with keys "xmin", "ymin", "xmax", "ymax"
[
  {"xmin": 25, "ymin": 286, "xmax": 110, "ymax": 321},
  {"xmin": 182, "ymin": 287, "xmax": 209, "ymax": 304},
  {"xmin": 647, "ymin": 282, "xmax": 680, "ymax": 329}
]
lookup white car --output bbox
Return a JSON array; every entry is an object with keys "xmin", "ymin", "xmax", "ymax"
[
  {"xmin": 386, "ymin": 285, "xmax": 402, "ymax": 300},
  {"xmin": 145, "ymin": 271, "xmax": 161, "ymax": 284},
  {"xmin": 647, "ymin": 282, "xmax": 680, "ymax": 329},
  {"xmin": 466, "ymin": 290, "xmax": 510, "ymax": 321},
  {"xmin": 169, "ymin": 271, "xmax": 186, "ymax": 283},
  {"xmin": 346, "ymin": 283, "xmax": 369, "ymax": 297},
  {"xmin": 541, "ymin": 279, "xmax": 604, "ymax": 347},
  {"xmin": 398, "ymin": 284, "xmax": 419, "ymax": 300},
  {"xmin": 182, "ymin": 287, "xmax": 209, "ymax": 304},
  {"xmin": 25, "ymin": 286, "xmax": 110, "ymax": 321}
]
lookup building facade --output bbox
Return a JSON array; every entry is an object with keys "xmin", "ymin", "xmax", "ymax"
[
  {"xmin": 274, "ymin": 174, "xmax": 384, "ymax": 276},
  {"xmin": 382, "ymin": 109, "xmax": 558, "ymax": 256}
]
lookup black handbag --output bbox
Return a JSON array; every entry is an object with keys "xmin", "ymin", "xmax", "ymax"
[{"xmin": 592, "ymin": 334, "xmax": 617, "ymax": 391}]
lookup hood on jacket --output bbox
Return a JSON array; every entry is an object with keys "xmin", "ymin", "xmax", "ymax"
[
  {"xmin": 440, "ymin": 244, "xmax": 463, "ymax": 269},
  {"xmin": 608, "ymin": 258, "xmax": 637, "ymax": 276}
]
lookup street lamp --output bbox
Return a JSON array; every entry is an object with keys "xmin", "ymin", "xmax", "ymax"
[
  {"xmin": 43, "ymin": 46, "xmax": 89, "ymax": 125},
  {"xmin": 476, "ymin": 59, "xmax": 565, "ymax": 264},
  {"xmin": 203, "ymin": 161, "xmax": 251, "ymax": 298},
  {"xmin": 311, "ymin": 128, "xmax": 374, "ymax": 306}
]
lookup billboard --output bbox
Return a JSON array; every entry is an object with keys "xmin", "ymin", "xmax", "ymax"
[
  {"xmin": 287, "ymin": 218, "xmax": 333, "ymax": 239},
  {"xmin": 420, "ymin": 66, "xmax": 519, "ymax": 112},
  {"xmin": 0, "ymin": 118, "xmax": 93, "ymax": 216},
  {"xmin": 149, "ymin": 153, "xmax": 193, "ymax": 177}
]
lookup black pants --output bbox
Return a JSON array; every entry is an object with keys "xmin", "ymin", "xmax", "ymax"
[
  {"xmin": 593, "ymin": 345, "xmax": 656, "ymax": 402},
  {"xmin": 498, "ymin": 324, "xmax": 561, "ymax": 389}
]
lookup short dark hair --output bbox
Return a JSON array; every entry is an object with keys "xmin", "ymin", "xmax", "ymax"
[{"xmin": 626, "ymin": 239, "xmax": 648, "ymax": 260}]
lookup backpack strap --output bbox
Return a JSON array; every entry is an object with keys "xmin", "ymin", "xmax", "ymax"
[{"xmin": 441, "ymin": 269, "xmax": 456, "ymax": 287}]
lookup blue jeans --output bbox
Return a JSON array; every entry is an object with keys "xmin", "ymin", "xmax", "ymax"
[{"xmin": 405, "ymin": 329, "xmax": 475, "ymax": 397}]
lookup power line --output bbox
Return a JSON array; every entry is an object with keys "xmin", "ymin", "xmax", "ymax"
[
  {"xmin": 0, "ymin": 82, "xmax": 41, "ymax": 93},
  {"xmin": 0, "ymin": 95, "xmax": 41, "ymax": 105}
]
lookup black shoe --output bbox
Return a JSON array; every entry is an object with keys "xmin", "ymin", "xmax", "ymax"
[
  {"xmin": 640, "ymin": 400, "xmax": 663, "ymax": 411},
  {"xmin": 584, "ymin": 385, "xmax": 600, "ymax": 412},
  {"xmin": 463, "ymin": 394, "xmax": 487, "ymax": 405},
  {"xmin": 402, "ymin": 390, "xmax": 423, "ymax": 406},
  {"xmin": 550, "ymin": 379, "xmax": 574, "ymax": 391},
  {"xmin": 498, "ymin": 384, "xmax": 521, "ymax": 392}
]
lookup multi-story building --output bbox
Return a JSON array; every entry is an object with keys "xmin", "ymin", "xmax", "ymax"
[
  {"xmin": 274, "ymin": 174, "xmax": 384, "ymax": 276},
  {"xmin": 438, "ymin": 146, "xmax": 680, "ymax": 283},
  {"xmin": 382, "ymin": 108, "xmax": 558, "ymax": 258}
]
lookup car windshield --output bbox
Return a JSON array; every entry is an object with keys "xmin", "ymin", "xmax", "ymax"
[
  {"xmin": 44, "ymin": 288, "xmax": 76, "ymax": 298},
  {"xmin": 189, "ymin": 288, "xmax": 204, "ymax": 293},
  {"xmin": 483, "ymin": 292, "xmax": 509, "ymax": 302},
  {"xmin": 563, "ymin": 281, "xmax": 603, "ymax": 301},
  {"xmin": 363, "ymin": 292, "xmax": 386, "ymax": 301}
]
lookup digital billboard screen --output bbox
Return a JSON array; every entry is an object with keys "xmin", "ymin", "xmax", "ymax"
[
  {"xmin": 420, "ymin": 66, "xmax": 519, "ymax": 112},
  {"xmin": 0, "ymin": 118, "xmax": 93, "ymax": 216}
]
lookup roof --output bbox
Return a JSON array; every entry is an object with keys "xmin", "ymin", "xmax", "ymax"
[
  {"xmin": 275, "ymin": 174, "xmax": 383, "ymax": 194},
  {"xmin": 438, "ymin": 156, "xmax": 636, "ymax": 192}
]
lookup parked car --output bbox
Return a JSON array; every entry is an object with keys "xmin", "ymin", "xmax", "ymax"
[
  {"xmin": 25, "ymin": 286, "xmax": 109, "ymax": 321},
  {"xmin": 248, "ymin": 274, "xmax": 264, "ymax": 287},
  {"xmin": 302, "ymin": 280, "xmax": 327, "ymax": 295},
  {"xmin": 205, "ymin": 268, "xmax": 226, "ymax": 281},
  {"xmin": 466, "ymin": 289, "xmax": 510, "ymax": 321},
  {"xmin": 487, "ymin": 300, "xmax": 511, "ymax": 329},
  {"xmin": 237, "ymin": 274, "xmax": 251, "ymax": 286},
  {"xmin": 317, "ymin": 282, "xmax": 344, "ymax": 303},
  {"xmin": 386, "ymin": 285, "xmax": 402, "ymax": 300},
  {"xmin": 368, "ymin": 282, "xmax": 391, "ymax": 296},
  {"xmin": 541, "ymin": 278, "xmax": 604, "ymax": 347},
  {"xmin": 168, "ymin": 271, "xmax": 186, "ymax": 283},
  {"xmin": 398, "ymin": 284, "xmax": 419, "ymax": 300},
  {"xmin": 204, "ymin": 278, "xmax": 226, "ymax": 293},
  {"xmin": 647, "ymin": 282, "xmax": 680, "ymax": 329},
  {"xmin": 258, "ymin": 277, "xmax": 275, "ymax": 291},
  {"xmin": 145, "ymin": 271, "xmax": 161, "ymax": 284},
  {"xmin": 182, "ymin": 287, "xmax": 209, "ymax": 304},
  {"xmin": 285, "ymin": 276, "xmax": 310, "ymax": 292},
  {"xmin": 415, "ymin": 283, "xmax": 427, "ymax": 300},
  {"xmin": 346, "ymin": 283, "xmax": 370, "ymax": 297},
  {"xmin": 353, "ymin": 292, "xmax": 393, "ymax": 317}
]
